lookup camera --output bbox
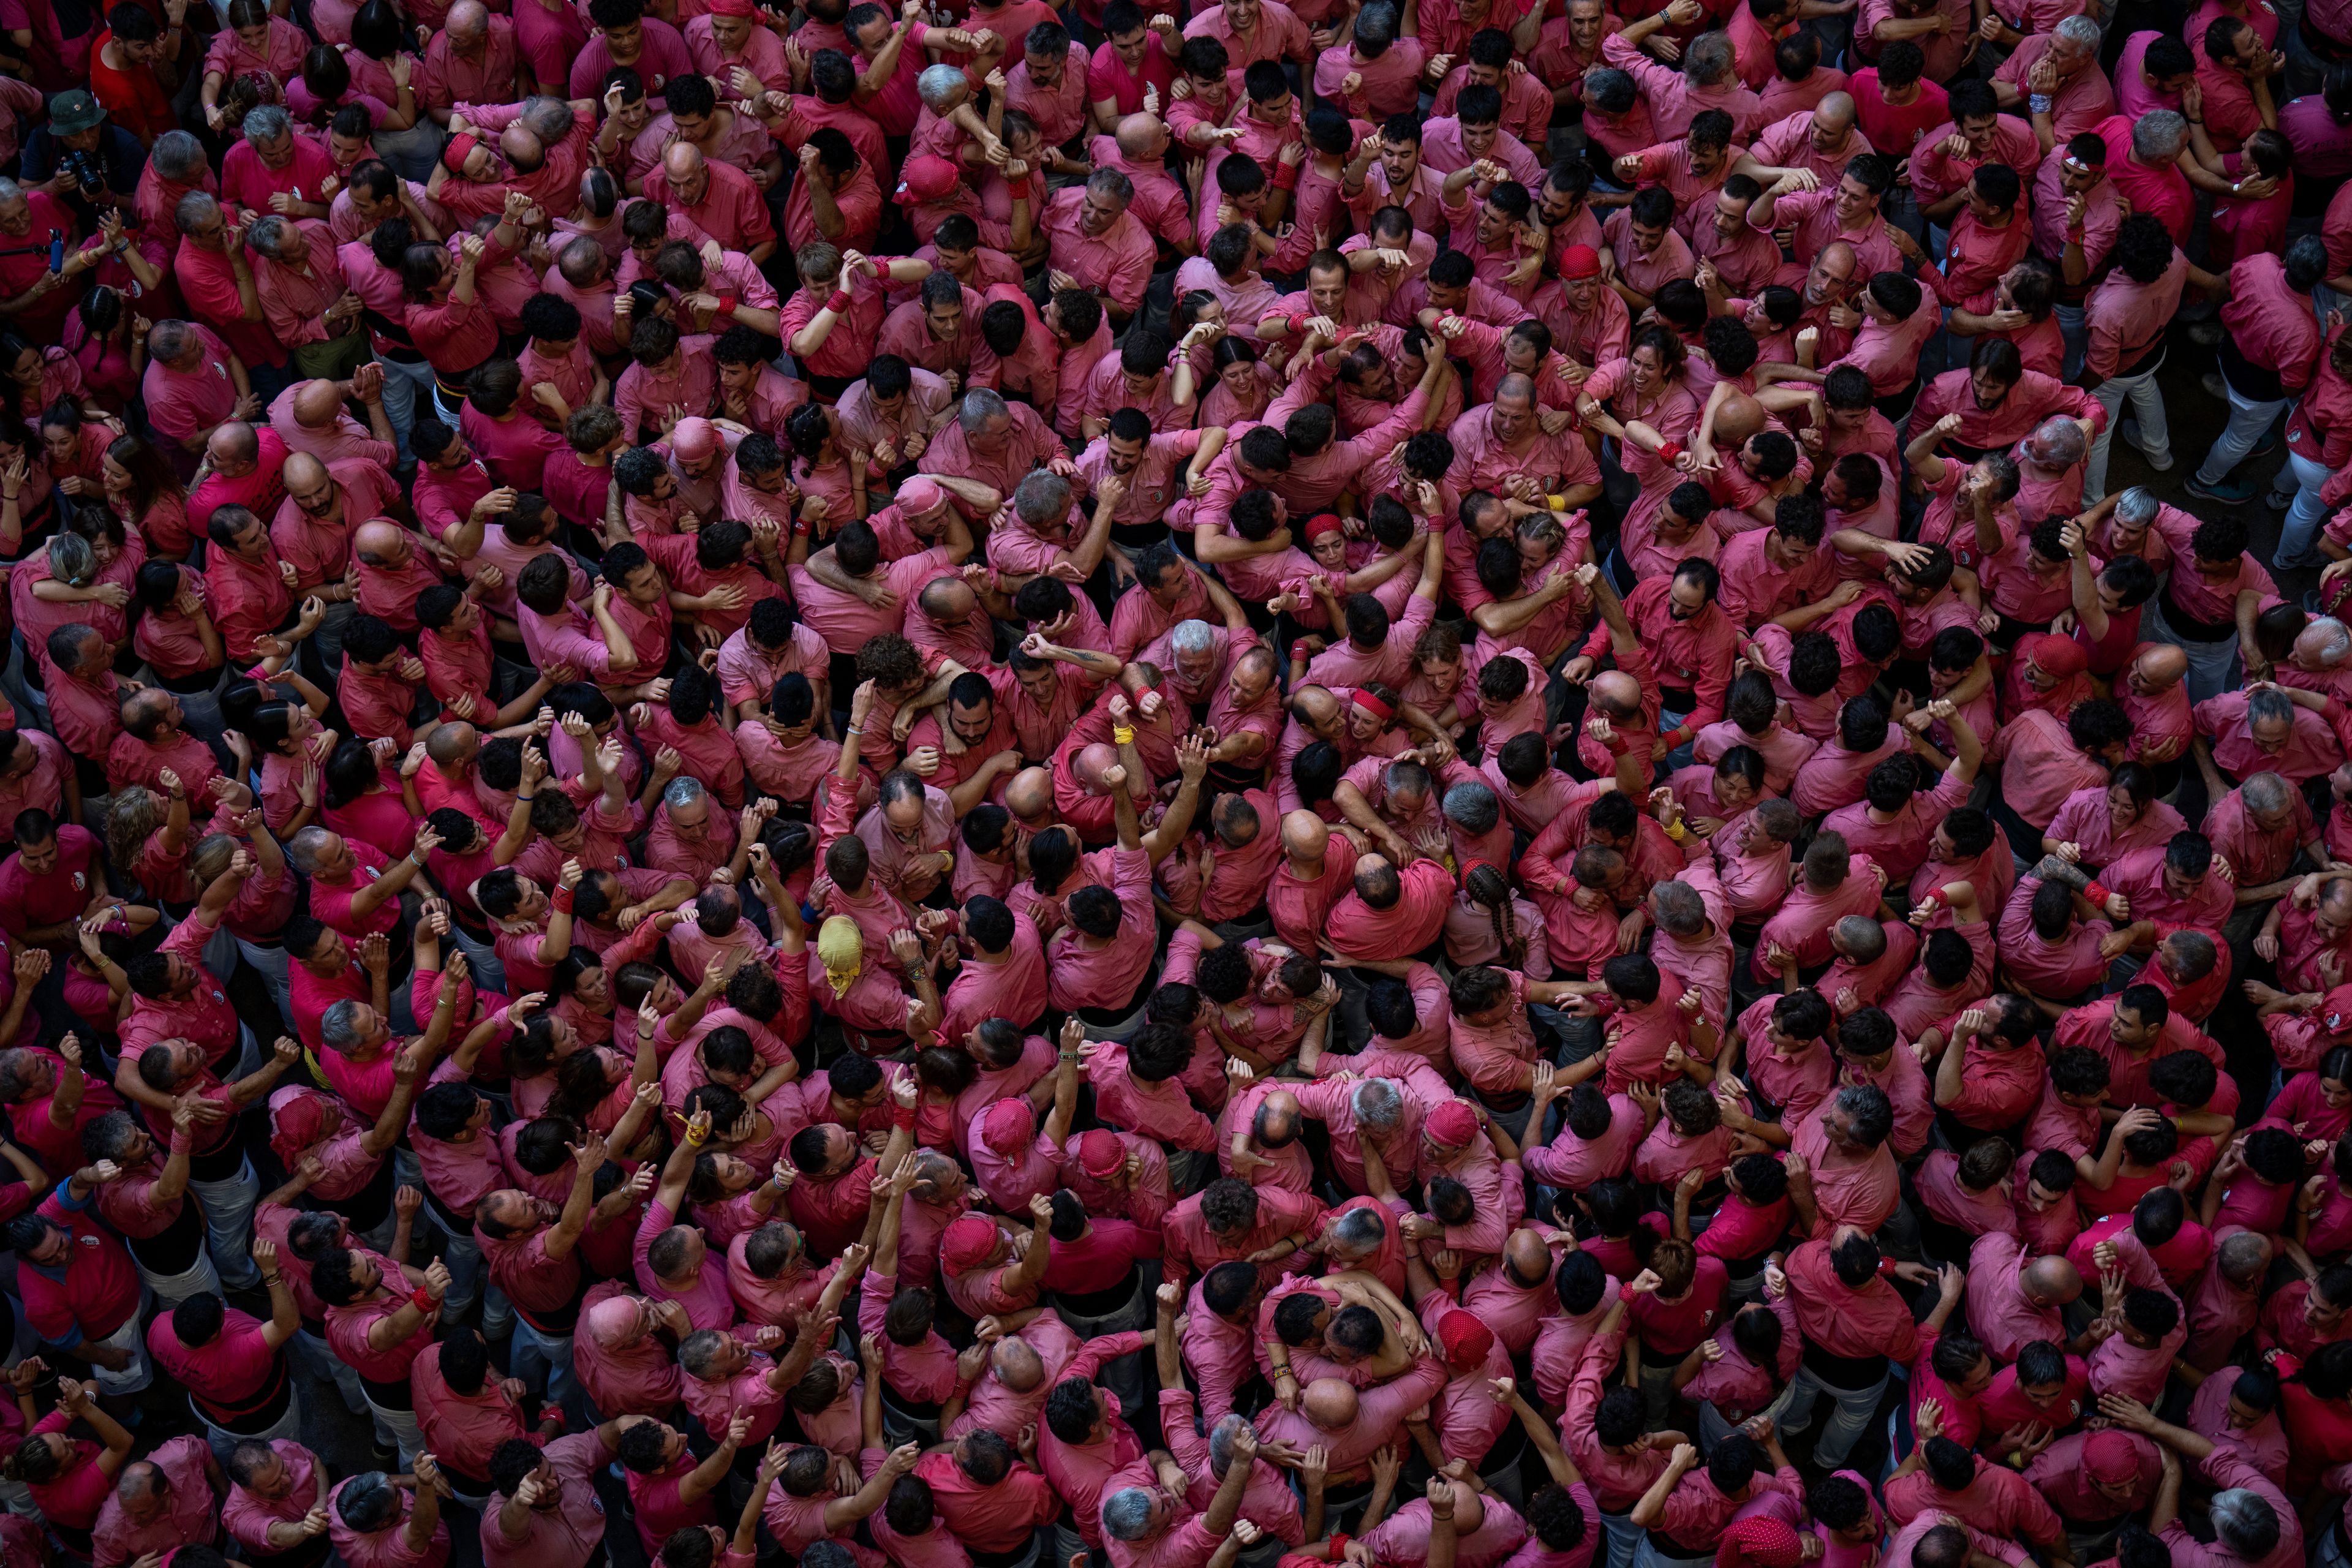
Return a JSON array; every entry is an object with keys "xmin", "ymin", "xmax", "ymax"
[{"xmin": 57, "ymin": 148, "xmax": 107, "ymax": 198}]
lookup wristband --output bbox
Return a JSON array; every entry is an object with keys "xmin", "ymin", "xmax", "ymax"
[
  {"xmin": 1288, "ymin": 311, "xmax": 1310, "ymax": 338},
  {"xmin": 825, "ymin": 288, "xmax": 852, "ymax": 314},
  {"xmin": 2084, "ymin": 879, "xmax": 2111, "ymax": 905},
  {"xmin": 892, "ymin": 1102, "xmax": 918, "ymax": 1129},
  {"xmin": 1662, "ymin": 817, "xmax": 1687, "ymax": 842},
  {"xmin": 715, "ymin": 298, "xmax": 738, "ymax": 323},
  {"xmin": 1272, "ymin": 160, "xmax": 1299, "ymax": 191},
  {"xmin": 2028, "ymin": 94, "xmax": 2052, "ymax": 113},
  {"xmin": 1547, "ymin": 493, "xmax": 1569, "ymax": 510},
  {"xmin": 412, "ymin": 1287, "xmax": 438, "ymax": 1310},
  {"xmin": 1112, "ymin": 724, "xmax": 1136, "ymax": 744},
  {"xmin": 552, "ymin": 884, "xmax": 575, "ymax": 913},
  {"xmin": 1328, "ymin": 1538, "xmax": 1351, "ymax": 1560},
  {"xmin": 685, "ymin": 1126, "xmax": 709, "ymax": 1146},
  {"xmin": 1656, "ymin": 440, "xmax": 1684, "ymax": 462}
]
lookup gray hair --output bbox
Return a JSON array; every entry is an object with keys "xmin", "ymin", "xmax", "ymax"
[
  {"xmin": 2309, "ymin": 618, "xmax": 2351, "ymax": 663},
  {"xmin": 1352, "ymin": 1077, "xmax": 1404, "ymax": 1131},
  {"xmin": 2208, "ymin": 1490, "xmax": 2280, "ymax": 1560},
  {"xmin": 45, "ymin": 531, "xmax": 94, "ymax": 586},
  {"xmin": 916, "ymin": 62, "xmax": 968, "ymax": 111},
  {"xmin": 320, "ymin": 998, "xmax": 368, "ymax": 1053},
  {"xmin": 175, "ymin": 190, "xmax": 221, "ymax": 234},
  {"xmin": 1085, "ymin": 167, "xmax": 1134, "ymax": 206},
  {"xmin": 959, "ymin": 388, "xmax": 1010, "ymax": 435},
  {"xmin": 2054, "ymin": 13, "xmax": 2099, "ymax": 45},
  {"xmin": 147, "ymin": 320, "xmax": 195, "ymax": 363},
  {"xmin": 2132, "ymin": 110, "xmax": 2188, "ymax": 162},
  {"xmin": 0, "ymin": 178, "xmax": 23, "ymax": 206},
  {"xmin": 676, "ymin": 1328, "xmax": 728, "ymax": 1377},
  {"xmin": 2114, "ymin": 486, "xmax": 2159, "ymax": 526},
  {"xmin": 1012, "ymin": 467, "xmax": 1069, "ymax": 525},
  {"xmin": 2027, "ymin": 415, "xmax": 2085, "ymax": 467},
  {"xmin": 243, "ymin": 105, "xmax": 292, "ymax": 146},
  {"xmin": 2248, "ymin": 688, "xmax": 2294, "ymax": 728},
  {"xmin": 1331, "ymin": 1204, "xmax": 1388, "ymax": 1253},
  {"xmin": 1442, "ymin": 779, "xmax": 1499, "ymax": 835},
  {"xmin": 244, "ymin": 214, "xmax": 295, "ymax": 262},
  {"xmin": 2242, "ymin": 771, "xmax": 2293, "ymax": 816},
  {"xmin": 285, "ymin": 826, "xmax": 336, "ymax": 875},
  {"xmin": 1169, "ymin": 619, "xmax": 1215, "ymax": 657},
  {"xmin": 1101, "ymin": 1489, "xmax": 1156, "ymax": 1542},
  {"xmin": 663, "ymin": 775, "xmax": 706, "ymax": 812},
  {"xmin": 150, "ymin": 130, "xmax": 206, "ymax": 182},
  {"xmin": 1652, "ymin": 879, "xmax": 1707, "ymax": 938},
  {"xmin": 1684, "ymin": 31, "xmax": 1734, "ymax": 84},
  {"xmin": 1207, "ymin": 1414, "xmax": 1254, "ymax": 1476}
]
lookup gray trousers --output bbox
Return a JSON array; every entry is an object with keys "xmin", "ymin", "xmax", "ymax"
[{"xmin": 1779, "ymin": 1362, "xmax": 1889, "ymax": 1469}]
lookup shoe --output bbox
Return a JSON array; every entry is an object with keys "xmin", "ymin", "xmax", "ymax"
[
  {"xmin": 2185, "ymin": 473, "xmax": 2260, "ymax": 503},
  {"xmin": 2188, "ymin": 320, "xmax": 2225, "ymax": 345},
  {"xmin": 2203, "ymin": 372, "xmax": 2229, "ymax": 399},
  {"xmin": 2118, "ymin": 419, "xmax": 2175, "ymax": 472},
  {"xmin": 2266, "ymin": 488, "xmax": 2295, "ymax": 513},
  {"xmin": 2248, "ymin": 431, "xmax": 2280, "ymax": 461}
]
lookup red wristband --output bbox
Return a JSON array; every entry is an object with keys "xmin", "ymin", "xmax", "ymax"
[
  {"xmin": 892, "ymin": 1102, "xmax": 918, "ymax": 1129},
  {"xmin": 1288, "ymin": 311, "xmax": 1309, "ymax": 338},
  {"xmin": 1656, "ymin": 440, "xmax": 1684, "ymax": 462},
  {"xmin": 715, "ymin": 298, "xmax": 737, "ymax": 322},
  {"xmin": 2084, "ymin": 880, "xmax": 2111, "ymax": 905},
  {"xmin": 825, "ymin": 288, "xmax": 852, "ymax": 314},
  {"xmin": 412, "ymin": 1287, "xmax": 438, "ymax": 1311},
  {"xmin": 1272, "ymin": 160, "xmax": 1299, "ymax": 190},
  {"xmin": 552, "ymin": 884, "xmax": 575, "ymax": 913},
  {"xmin": 1329, "ymin": 1537, "xmax": 1352, "ymax": 1559}
]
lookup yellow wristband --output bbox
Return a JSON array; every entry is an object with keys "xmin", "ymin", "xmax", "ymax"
[
  {"xmin": 1547, "ymin": 494, "xmax": 1567, "ymax": 511},
  {"xmin": 685, "ymin": 1130, "xmax": 709, "ymax": 1147},
  {"xmin": 1112, "ymin": 725, "xmax": 1136, "ymax": 745}
]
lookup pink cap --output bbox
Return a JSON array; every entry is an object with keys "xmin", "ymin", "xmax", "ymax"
[
  {"xmin": 670, "ymin": 417, "xmax": 718, "ymax": 461},
  {"xmin": 898, "ymin": 475, "xmax": 944, "ymax": 514},
  {"xmin": 899, "ymin": 156, "xmax": 963, "ymax": 203},
  {"xmin": 1561, "ymin": 244, "xmax": 1603, "ymax": 280},
  {"xmin": 981, "ymin": 1098, "xmax": 1033, "ymax": 1156},
  {"xmin": 941, "ymin": 1215, "xmax": 1000, "ymax": 1274},
  {"xmin": 1425, "ymin": 1101, "xmax": 1478, "ymax": 1148},
  {"xmin": 1078, "ymin": 1129, "xmax": 1125, "ymax": 1179},
  {"xmin": 2084, "ymin": 1431, "xmax": 2141, "ymax": 1485},
  {"xmin": 1438, "ymin": 1309, "xmax": 1494, "ymax": 1367}
]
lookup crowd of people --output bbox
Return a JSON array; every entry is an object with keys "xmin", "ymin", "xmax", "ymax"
[{"xmin": 0, "ymin": 0, "xmax": 2350, "ymax": 1563}]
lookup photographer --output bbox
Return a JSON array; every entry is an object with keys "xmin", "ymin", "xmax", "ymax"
[{"xmin": 20, "ymin": 89, "xmax": 146, "ymax": 230}]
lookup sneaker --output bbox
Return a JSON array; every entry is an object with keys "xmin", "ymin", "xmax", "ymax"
[
  {"xmin": 2118, "ymin": 419, "xmax": 2175, "ymax": 472},
  {"xmin": 2185, "ymin": 473, "xmax": 2260, "ymax": 503},
  {"xmin": 2266, "ymin": 488, "xmax": 2295, "ymax": 513},
  {"xmin": 2203, "ymin": 372, "xmax": 2229, "ymax": 399}
]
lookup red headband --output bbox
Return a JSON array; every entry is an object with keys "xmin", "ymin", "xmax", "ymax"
[
  {"xmin": 1351, "ymin": 689, "xmax": 1395, "ymax": 722},
  {"xmin": 442, "ymin": 133, "xmax": 478, "ymax": 176}
]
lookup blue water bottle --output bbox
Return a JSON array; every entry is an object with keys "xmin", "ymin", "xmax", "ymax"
[{"xmin": 47, "ymin": 232, "xmax": 62, "ymax": 274}]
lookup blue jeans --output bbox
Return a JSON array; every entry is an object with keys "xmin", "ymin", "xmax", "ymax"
[
  {"xmin": 2193, "ymin": 372, "xmax": 2290, "ymax": 486},
  {"xmin": 1781, "ymin": 1362, "xmax": 1888, "ymax": 1468},
  {"xmin": 512, "ymin": 1311, "xmax": 582, "ymax": 1424},
  {"xmin": 2277, "ymin": 448, "xmax": 2334, "ymax": 570}
]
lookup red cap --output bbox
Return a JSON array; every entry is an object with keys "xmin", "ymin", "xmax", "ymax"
[
  {"xmin": 1561, "ymin": 244, "xmax": 1603, "ymax": 280},
  {"xmin": 898, "ymin": 155, "xmax": 963, "ymax": 203},
  {"xmin": 707, "ymin": 0, "xmax": 757, "ymax": 13},
  {"xmin": 941, "ymin": 1215, "xmax": 1000, "ymax": 1274},
  {"xmin": 442, "ymin": 133, "xmax": 480, "ymax": 176},
  {"xmin": 2084, "ymin": 1431, "xmax": 2142, "ymax": 1485},
  {"xmin": 2030, "ymin": 632, "xmax": 2090, "ymax": 679},
  {"xmin": 1304, "ymin": 513, "xmax": 1345, "ymax": 541},
  {"xmin": 1437, "ymin": 1309, "xmax": 1494, "ymax": 1367},
  {"xmin": 1078, "ymin": 1129, "xmax": 1126, "ymax": 1179},
  {"xmin": 1425, "ymin": 1101, "xmax": 1478, "ymax": 1148},
  {"xmin": 981, "ymin": 1098, "xmax": 1033, "ymax": 1156},
  {"xmin": 1716, "ymin": 1518, "xmax": 1806, "ymax": 1568}
]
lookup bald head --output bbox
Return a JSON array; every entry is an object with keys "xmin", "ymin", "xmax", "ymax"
[
  {"xmin": 448, "ymin": 0, "xmax": 488, "ymax": 36},
  {"xmin": 2020, "ymin": 1254, "xmax": 2082, "ymax": 1308},
  {"xmin": 1589, "ymin": 669, "xmax": 1642, "ymax": 720},
  {"xmin": 426, "ymin": 721, "xmax": 479, "ymax": 768},
  {"xmin": 1302, "ymin": 1378, "xmax": 1359, "ymax": 1430},
  {"xmin": 207, "ymin": 421, "xmax": 260, "ymax": 472},
  {"xmin": 2132, "ymin": 643, "xmax": 2188, "ymax": 689},
  {"xmin": 1504, "ymin": 1227, "xmax": 1553, "ymax": 1286},
  {"xmin": 1114, "ymin": 113, "xmax": 1166, "ymax": 159},
  {"xmin": 1255, "ymin": 1090, "xmax": 1300, "ymax": 1147},
  {"xmin": 1292, "ymin": 684, "xmax": 1340, "ymax": 734},
  {"xmin": 920, "ymin": 578, "xmax": 977, "ymax": 624},
  {"xmin": 282, "ymin": 451, "xmax": 328, "ymax": 496},
  {"xmin": 1072, "ymin": 742, "xmax": 1120, "ymax": 792},
  {"xmin": 1005, "ymin": 766, "xmax": 1054, "ymax": 821},
  {"xmin": 663, "ymin": 141, "xmax": 705, "ymax": 183},
  {"xmin": 353, "ymin": 519, "xmax": 408, "ymax": 565},
  {"xmin": 1814, "ymin": 91, "xmax": 1855, "ymax": 132},
  {"xmin": 992, "ymin": 1338, "xmax": 1043, "ymax": 1392},
  {"xmin": 1281, "ymin": 810, "xmax": 1330, "ymax": 867},
  {"xmin": 2217, "ymin": 1231, "xmax": 2271, "ymax": 1284},
  {"xmin": 291, "ymin": 379, "xmax": 347, "ymax": 429},
  {"xmin": 500, "ymin": 124, "xmax": 545, "ymax": 173},
  {"xmin": 1716, "ymin": 392, "xmax": 1766, "ymax": 449}
]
